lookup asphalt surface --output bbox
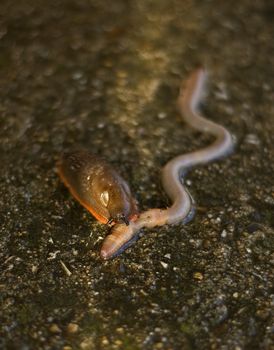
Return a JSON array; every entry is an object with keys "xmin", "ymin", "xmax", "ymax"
[{"xmin": 0, "ymin": 1, "xmax": 273, "ymax": 349}]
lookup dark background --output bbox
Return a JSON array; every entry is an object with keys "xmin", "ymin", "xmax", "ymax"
[{"xmin": 0, "ymin": 1, "xmax": 273, "ymax": 349}]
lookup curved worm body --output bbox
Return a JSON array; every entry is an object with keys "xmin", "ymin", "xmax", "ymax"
[
  {"xmin": 58, "ymin": 150, "xmax": 138, "ymax": 225},
  {"xmin": 101, "ymin": 68, "xmax": 233, "ymax": 259}
]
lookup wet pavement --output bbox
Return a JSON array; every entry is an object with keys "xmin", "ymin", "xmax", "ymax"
[{"xmin": 0, "ymin": 1, "xmax": 273, "ymax": 349}]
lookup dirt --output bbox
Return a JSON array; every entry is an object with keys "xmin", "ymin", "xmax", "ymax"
[{"xmin": 0, "ymin": 1, "xmax": 273, "ymax": 349}]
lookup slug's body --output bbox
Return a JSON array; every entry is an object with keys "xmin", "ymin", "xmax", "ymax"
[
  {"xmin": 100, "ymin": 68, "xmax": 233, "ymax": 259},
  {"xmin": 58, "ymin": 150, "xmax": 138, "ymax": 225}
]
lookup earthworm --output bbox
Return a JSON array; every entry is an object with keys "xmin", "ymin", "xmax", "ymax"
[
  {"xmin": 58, "ymin": 150, "xmax": 138, "ymax": 225},
  {"xmin": 101, "ymin": 67, "xmax": 233, "ymax": 259}
]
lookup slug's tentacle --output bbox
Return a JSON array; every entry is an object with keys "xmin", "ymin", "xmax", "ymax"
[{"xmin": 101, "ymin": 68, "xmax": 233, "ymax": 259}]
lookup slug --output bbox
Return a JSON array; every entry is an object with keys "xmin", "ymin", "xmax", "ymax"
[
  {"xmin": 100, "ymin": 68, "xmax": 233, "ymax": 259},
  {"xmin": 57, "ymin": 150, "xmax": 138, "ymax": 225}
]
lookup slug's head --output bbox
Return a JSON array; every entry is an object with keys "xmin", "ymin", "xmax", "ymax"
[{"xmin": 97, "ymin": 180, "xmax": 138, "ymax": 226}]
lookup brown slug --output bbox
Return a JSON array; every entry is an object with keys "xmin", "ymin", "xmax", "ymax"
[{"xmin": 57, "ymin": 150, "xmax": 138, "ymax": 225}]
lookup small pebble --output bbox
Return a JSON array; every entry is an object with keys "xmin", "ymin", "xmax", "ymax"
[
  {"xmin": 31, "ymin": 265, "xmax": 38, "ymax": 273},
  {"xmin": 49, "ymin": 324, "xmax": 61, "ymax": 334},
  {"xmin": 116, "ymin": 327, "xmax": 124, "ymax": 334},
  {"xmin": 67, "ymin": 323, "xmax": 79, "ymax": 333},
  {"xmin": 221, "ymin": 230, "xmax": 227, "ymax": 238},
  {"xmin": 193, "ymin": 272, "xmax": 203, "ymax": 281},
  {"xmin": 245, "ymin": 134, "xmax": 260, "ymax": 145},
  {"xmin": 115, "ymin": 340, "xmax": 123, "ymax": 346},
  {"xmin": 101, "ymin": 337, "xmax": 109, "ymax": 346},
  {"xmin": 160, "ymin": 261, "xmax": 168, "ymax": 269},
  {"xmin": 157, "ymin": 112, "xmax": 166, "ymax": 119},
  {"xmin": 80, "ymin": 338, "xmax": 94, "ymax": 349}
]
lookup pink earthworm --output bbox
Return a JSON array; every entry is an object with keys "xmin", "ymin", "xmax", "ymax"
[{"xmin": 100, "ymin": 68, "xmax": 233, "ymax": 259}]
